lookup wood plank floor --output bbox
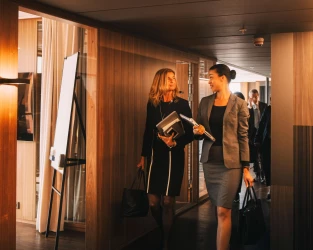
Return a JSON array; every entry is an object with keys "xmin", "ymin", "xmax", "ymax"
[
  {"xmin": 123, "ymin": 173, "xmax": 271, "ymax": 250},
  {"xmin": 17, "ymin": 169, "xmax": 270, "ymax": 250},
  {"xmin": 17, "ymin": 222, "xmax": 85, "ymax": 250}
]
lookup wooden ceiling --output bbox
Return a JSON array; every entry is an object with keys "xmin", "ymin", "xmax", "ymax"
[{"xmin": 32, "ymin": 0, "xmax": 313, "ymax": 76}]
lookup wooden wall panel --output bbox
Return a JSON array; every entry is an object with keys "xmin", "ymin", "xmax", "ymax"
[
  {"xmin": 0, "ymin": 86, "xmax": 18, "ymax": 249},
  {"xmin": 86, "ymin": 27, "xmax": 99, "ymax": 250},
  {"xmin": 16, "ymin": 142, "xmax": 36, "ymax": 222},
  {"xmin": 0, "ymin": 0, "xmax": 18, "ymax": 78},
  {"xmin": 294, "ymin": 126, "xmax": 313, "ymax": 250},
  {"xmin": 293, "ymin": 32, "xmax": 313, "ymax": 250},
  {"xmin": 89, "ymin": 27, "xmax": 201, "ymax": 249},
  {"xmin": 294, "ymin": 32, "xmax": 313, "ymax": 126},
  {"xmin": 271, "ymin": 33, "xmax": 294, "ymax": 186},
  {"xmin": 18, "ymin": 19, "xmax": 38, "ymax": 72},
  {"xmin": 240, "ymin": 82, "xmax": 248, "ymax": 101},
  {"xmin": 247, "ymin": 82, "xmax": 260, "ymax": 96},
  {"xmin": 271, "ymin": 33, "xmax": 294, "ymax": 249},
  {"xmin": 270, "ymin": 185, "xmax": 294, "ymax": 250},
  {"xmin": 271, "ymin": 31, "xmax": 313, "ymax": 250},
  {"xmin": 0, "ymin": 1, "xmax": 18, "ymax": 249}
]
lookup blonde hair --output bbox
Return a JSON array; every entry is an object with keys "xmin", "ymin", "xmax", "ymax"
[{"xmin": 148, "ymin": 68, "xmax": 179, "ymax": 107}]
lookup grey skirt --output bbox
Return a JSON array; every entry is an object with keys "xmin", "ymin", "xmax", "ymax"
[{"xmin": 203, "ymin": 146, "xmax": 242, "ymax": 209}]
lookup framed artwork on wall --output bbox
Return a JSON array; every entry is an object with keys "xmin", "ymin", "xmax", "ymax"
[{"xmin": 17, "ymin": 72, "xmax": 34, "ymax": 141}]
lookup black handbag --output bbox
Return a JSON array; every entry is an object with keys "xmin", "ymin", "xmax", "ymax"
[
  {"xmin": 239, "ymin": 186, "xmax": 266, "ymax": 245},
  {"xmin": 121, "ymin": 169, "xmax": 149, "ymax": 217}
]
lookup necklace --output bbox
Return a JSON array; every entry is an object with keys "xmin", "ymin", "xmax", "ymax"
[
  {"xmin": 159, "ymin": 104, "xmax": 165, "ymax": 120},
  {"xmin": 159, "ymin": 100, "xmax": 173, "ymax": 120}
]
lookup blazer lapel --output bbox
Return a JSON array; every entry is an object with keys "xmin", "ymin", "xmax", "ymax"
[{"xmin": 223, "ymin": 93, "xmax": 236, "ymax": 122}]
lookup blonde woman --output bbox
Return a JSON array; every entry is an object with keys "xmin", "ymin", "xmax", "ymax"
[{"xmin": 137, "ymin": 68, "xmax": 193, "ymax": 250}]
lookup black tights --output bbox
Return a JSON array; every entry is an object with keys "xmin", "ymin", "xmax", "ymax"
[{"xmin": 148, "ymin": 194, "xmax": 175, "ymax": 247}]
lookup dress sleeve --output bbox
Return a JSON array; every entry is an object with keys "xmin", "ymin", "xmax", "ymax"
[
  {"xmin": 175, "ymin": 100, "xmax": 194, "ymax": 148},
  {"xmin": 141, "ymin": 102, "xmax": 154, "ymax": 157}
]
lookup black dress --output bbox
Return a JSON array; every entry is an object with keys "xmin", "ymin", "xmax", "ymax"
[{"xmin": 141, "ymin": 97, "xmax": 194, "ymax": 196}]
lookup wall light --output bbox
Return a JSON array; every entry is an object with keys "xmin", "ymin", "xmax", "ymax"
[
  {"xmin": 0, "ymin": 77, "xmax": 30, "ymax": 85},
  {"xmin": 0, "ymin": 77, "xmax": 30, "ymax": 124},
  {"xmin": 0, "ymin": 77, "xmax": 30, "ymax": 125},
  {"xmin": 0, "ymin": 77, "xmax": 29, "ymax": 250},
  {"xmin": 0, "ymin": 77, "xmax": 30, "ymax": 162}
]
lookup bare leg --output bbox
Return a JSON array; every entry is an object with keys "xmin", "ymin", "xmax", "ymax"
[
  {"xmin": 216, "ymin": 206, "xmax": 232, "ymax": 250},
  {"xmin": 162, "ymin": 196, "xmax": 176, "ymax": 249}
]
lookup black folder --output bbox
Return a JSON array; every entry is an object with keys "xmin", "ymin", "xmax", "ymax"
[{"xmin": 156, "ymin": 111, "xmax": 185, "ymax": 139}]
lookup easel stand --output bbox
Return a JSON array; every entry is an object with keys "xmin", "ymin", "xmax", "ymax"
[{"xmin": 45, "ymin": 88, "xmax": 86, "ymax": 250}]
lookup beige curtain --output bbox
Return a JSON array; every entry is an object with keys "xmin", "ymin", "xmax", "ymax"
[{"xmin": 36, "ymin": 18, "xmax": 85, "ymax": 232}]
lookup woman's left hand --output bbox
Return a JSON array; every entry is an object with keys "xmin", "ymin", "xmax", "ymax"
[
  {"xmin": 158, "ymin": 133, "xmax": 176, "ymax": 147},
  {"xmin": 243, "ymin": 168, "xmax": 254, "ymax": 187}
]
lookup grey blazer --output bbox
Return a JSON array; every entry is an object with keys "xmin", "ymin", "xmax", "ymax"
[{"xmin": 196, "ymin": 93, "xmax": 250, "ymax": 169}]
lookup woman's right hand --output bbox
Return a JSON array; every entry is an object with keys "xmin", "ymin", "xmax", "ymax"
[
  {"xmin": 248, "ymin": 97, "xmax": 253, "ymax": 108},
  {"xmin": 193, "ymin": 124, "xmax": 205, "ymax": 135},
  {"xmin": 243, "ymin": 168, "xmax": 254, "ymax": 187},
  {"xmin": 137, "ymin": 156, "xmax": 145, "ymax": 170}
]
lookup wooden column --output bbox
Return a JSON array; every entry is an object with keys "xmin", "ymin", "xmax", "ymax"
[
  {"xmin": 271, "ymin": 33, "xmax": 294, "ymax": 250},
  {"xmin": 0, "ymin": 0, "xmax": 18, "ymax": 249},
  {"xmin": 293, "ymin": 32, "xmax": 313, "ymax": 250},
  {"xmin": 86, "ymin": 27, "xmax": 99, "ymax": 250},
  {"xmin": 271, "ymin": 31, "xmax": 313, "ymax": 250}
]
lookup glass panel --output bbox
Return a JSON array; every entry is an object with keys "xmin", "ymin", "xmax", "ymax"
[
  {"xmin": 198, "ymin": 59, "xmax": 212, "ymax": 198},
  {"xmin": 175, "ymin": 62, "xmax": 192, "ymax": 211},
  {"xmin": 35, "ymin": 20, "xmax": 42, "ymax": 219},
  {"xmin": 17, "ymin": 15, "xmax": 42, "ymax": 222}
]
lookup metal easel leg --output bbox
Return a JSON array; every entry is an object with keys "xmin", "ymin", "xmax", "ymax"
[
  {"xmin": 55, "ymin": 167, "xmax": 67, "ymax": 250},
  {"xmin": 46, "ymin": 169, "xmax": 57, "ymax": 238}
]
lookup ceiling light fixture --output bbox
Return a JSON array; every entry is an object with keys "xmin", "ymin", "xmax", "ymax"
[
  {"xmin": 239, "ymin": 27, "xmax": 247, "ymax": 34},
  {"xmin": 253, "ymin": 36, "xmax": 264, "ymax": 47}
]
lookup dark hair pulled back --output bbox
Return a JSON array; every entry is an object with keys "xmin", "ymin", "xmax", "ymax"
[{"xmin": 209, "ymin": 64, "xmax": 236, "ymax": 83}]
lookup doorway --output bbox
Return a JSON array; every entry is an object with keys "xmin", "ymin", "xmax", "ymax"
[{"xmin": 17, "ymin": 7, "xmax": 97, "ymax": 249}]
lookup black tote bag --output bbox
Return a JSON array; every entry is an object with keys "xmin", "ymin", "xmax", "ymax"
[
  {"xmin": 121, "ymin": 169, "xmax": 149, "ymax": 217},
  {"xmin": 239, "ymin": 186, "xmax": 266, "ymax": 245}
]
